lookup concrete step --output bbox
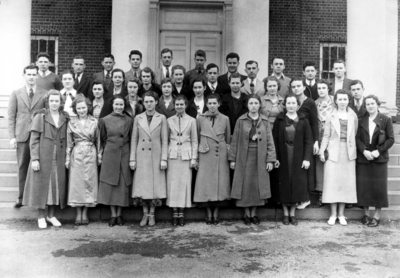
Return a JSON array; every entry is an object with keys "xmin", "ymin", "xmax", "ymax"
[
  {"xmin": 388, "ymin": 191, "xmax": 400, "ymax": 205},
  {"xmin": 0, "ymin": 173, "xmax": 18, "ymax": 187},
  {"xmin": 0, "ymin": 139, "xmax": 11, "ymax": 149},
  {"xmin": 388, "ymin": 166, "xmax": 400, "ymax": 177},
  {"xmin": 0, "ymin": 129, "xmax": 9, "ymax": 139},
  {"xmin": 0, "ymin": 161, "xmax": 17, "ymax": 173},
  {"xmin": 388, "ymin": 178, "xmax": 400, "ymax": 191},
  {"xmin": 389, "ymin": 154, "xmax": 400, "ymax": 165},
  {"xmin": 0, "ymin": 149, "xmax": 16, "ymax": 161},
  {"xmin": 395, "ymin": 135, "xmax": 400, "ymax": 142},
  {"xmin": 0, "ymin": 186, "xmax": 18, "ymax": 202},
  {"xmin": 389, "ymin": 144, "xmax": 400, "ymax": 154},
  {"xmin": 0, "ymin": 119, "xmax": 7, "ymax": 128}
]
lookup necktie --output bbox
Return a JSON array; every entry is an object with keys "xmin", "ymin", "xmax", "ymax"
[
  {"xmin": 29, "ymin": 88, "xmax": 34, "ymax": 106},
  {"xmin": 69, "ymin": 92, "xmax": 75, "ymax": 102},
  {"xmin": 166, "ymin": 67, "xmax": 170, "ymax": 78},
  {"xmin": 250, "ymin": 79, "xmax": 255, "ymax": 93},
  {"xmin": 197, "ymin": 69, "xmax": 203, "ymax": 74},
  {"xmin": 75, "ymin": 73, "xmax": 81, "ymax": 87},
  {"xmin": 209, "ymin": 115, "xmax": 217, "ymax": 127},
  {"xmin": 134, "ymin": 71, "xmax": 137, "ymax": 78},
  {"xmin": 211, "ymin": 85, "xmax": 215, "ymax": 94},
  {"xmin": 356, "ymin": 101, "xmax": 361, "ymax": 111}
]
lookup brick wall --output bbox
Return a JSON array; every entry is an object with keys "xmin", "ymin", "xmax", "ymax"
[
  {"xmin": 31, "ymin": 0, "xmax": 112, "ymax": 76},
  {"xmin": 269, "ymin": 0, "xmax": 347, "ymax": 78}
]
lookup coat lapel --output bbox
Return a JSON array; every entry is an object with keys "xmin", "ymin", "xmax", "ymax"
[
  {"xmin": 330, "ymin": 111, "xmax": 341, "ymax": 136},
  {"xmin": 138, "ymin": 114, "xmax": 151, "ymax": 137},
  {"xmin": 149, "ymin": 113, "xmax": 162, "ymax": 133},
  {"xmin": 30, "ymin": 88, "xmax": 43, "ymax": 108},
  {"xmin": 171, "ymin": 114, "xmax": 190, "ymax": 133},
  {"xmin": 255, "ymin": 79, "xmax": 263, "ymax": 94},
  {"xmin": 243, "ymin": 80, "xmax": 251, "ymax": 94},
  {"xmin": 19, "ymin": 88, "xmax": 30, "ymax": 109}
]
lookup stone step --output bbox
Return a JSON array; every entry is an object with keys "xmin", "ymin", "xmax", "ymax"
[
  {"xmin": 389, "ymin": 144, "xmax": 400, "ymax": 154},
  {"xmin": 0, "ymin": 139, "xmax": 11, "ymax": 149},
  {"xmin": 0, "ymin": 119, "xmax": 7, "ymax": 128},
  {"xmin": 388, "ymin": 166, "xmax": 400, "ymax": 177},
  {"xmin": 0, "ymin": 187, "xmax": 18, "ymax": 202},
  {"xmin": 0, "ymin": 173, "xmax": 18, "ymax": 187},
  {"xmin": 388, "ymin": 178, "xmax": 400, "ymax": 191},
  {"xmin": 0, "ymin": 161, "xmax": 17, "ymax": 173},
  {"xmin": 0, "ymin": 149, "xmax": 16, "ymax": 161},
  {"xmin": 395, "ymin": 135, "xmax": 400, "ymax": 142},
  {"xmin": 389, "ymin": 154, "xmax": 400, "ymax": 165},
  {"xmin": 388, "ymin": 191, "xmax": 400, "ymax": 205},
  {"xmin": 0, "ymin": 129, "xmax": 9, "ymax": 139}
]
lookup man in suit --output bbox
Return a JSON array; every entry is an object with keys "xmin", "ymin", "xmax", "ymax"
[
  {"xmin": 329, "ymin": 59, "xmax": 352, "ymax": 95},
  {"xmin": 270, "ymin": 57, "xmax": 291, "ymax": 98},
  {"xmin": 8, "ymin": 65, "xmax": 47, "ymax": 208},
  {"xmin": 36, "ymin": 52, "xmax": 63, "ymax": 91},
  {"xmin": 125, "ymin": 50, "xmax": 142, "ymax": 83},
  {"xmin": 92, "ymin": 53, "xmax": 115, "ymax": 89},
  {"xmin": 155, "ymin": 48, "xmax": 173, "ymax": 85},
  {"xmin": 302, "ymin": 61, "xmax": 319, "ymax": 100},
  {"xmin": 183, "ymin": 49, "xmax": 208, "ymax": 87},
  {"xmin": 240, "ymin": 60, "xmax": 265, "ymax": 96},
  {"xmin": 220, "ymin": 72, "xmax": 248, "ymax": 134},
  {"xmin": 217, "ymin": 52, "xmax": 247, "ymax": 94},
  {"xmin": 348, "ymin": 79, "xmax": 368, "ymax": 119},
  {"xmin": 204, "ymin": 63, "xmax": 225, "ymax": 96},
  {"xmin": 72, "ymin": 55, "xmax": 91, "ymax": 97}
]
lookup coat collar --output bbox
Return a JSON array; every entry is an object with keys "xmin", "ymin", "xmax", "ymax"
[
  {"xmin": 137, "ymin": 111, "xmax": 162, "ymax": 137},
  {"xmin": 169, "ymin": 113, "xmax": 191, "ymax": 133},
  {"xmin": 359, "ymin": 112, "xmax": 382, "ymax": 132},
  {"xmin": 329, "ymin": 108, "xmax": 355, "ymax": 136},
  {"xmin": 44, "ymin": 110, "xmax": 68, "ymax": 128}
]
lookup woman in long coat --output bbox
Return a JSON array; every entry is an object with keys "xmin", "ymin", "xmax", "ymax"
[
  {"xmin": 272, "ymin": 94, "xmax": 313, "ymax": 226},
  {"xmin": 356, "ymin": 94, "xmax": 394, "ymax": 227},
  {"xmin": 23, "ymin": 90, "xmax": 68, "ymax": 229},
  {"xmin": 194, "ymin": 94, "xmax": 231, "ymax": 225},
  {"xmin": 98, "ymin": 94, "xmax": 133, "ymax": 227},
  {"xmin": 130, "ymin": 91, "xmax": 168, "ymax": 227},
  {"xmin": 166, "ymin": 95, "xmax": 198, "ymax": 226},
  {"xmin": 229, "ymin": 94, "xmax": 276, "ymax": 226},
  {"xmin": 66, "ymin": 96, "xmax": 102, "ymax": 226},
  {"xmin": 319, "ymin": 90, "xmax": 358, "ymax": 226}
]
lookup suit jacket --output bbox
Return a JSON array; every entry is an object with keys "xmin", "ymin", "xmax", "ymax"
[
  {"xmin": 240, "ymin": 78, "xmax": 265, "ymax": 96},
  {"xmin": 319, "ymin": 108, "xmax": 358, "ymax": 162},
  {"xmin": 186, "ymin": 97, "xmax": 208, "ymax": 119},
  {"xmin": 348, "ymin": 97, "xmax": 368, "ymax": 119},
  {"xmin": 219, "ymin": 93, "xmax": 248, "ymax": 134},
  {"xmin": 138, "ymin": 83, "xmax": 162, "ymax": 98},
  {"xmin": 167, "ymin": 113, "xmax": 198, "ymax": 160},
  {"xmin": 156, "ymin": 96, "xmax": 176, "ymax": 119},
  {"xmin": 303, "ymin": 79, "xmax": 319, "ymax": 101},
  {"xmin": 217, "ymin": 72, "xmax": 247, "ymax": 94},
  {"xmin": 92, "ymin": 71, "xmax": 112, "ymax": 88},
  {"xmin": 125, "ymin": 68, "xmax": 142, "ymax": 84},
  {"xmin": 154, "ymin": 67, "xmax": 173, "ymax": 85},
  {"xmin": 205, "ymin": 83, "xmax": 226, "ymax": 96},
  {"xmin": 172, "ymin": 83, "xmax": 193, "ymax": 100},
  {"xmin": 356, "ymin": 113, "xmax": 394, "ymax": 164},
  {"xmin": 74, "ymin": 72, "xmax": 92, "ymax": 98},
  {"xmin": 8, "ymin": 87, "xmax": 47, "ymax": 142},
  {"xmin": 329, "ymin": 78, "xmax": 353, "ymax": 95},
  {"xmin": 107, "ymin": 83, "xmax": 128, "ymax": 98},
  {"xmin": 124, "ymin": 97, "xmax": 144, "ymax": 119}
]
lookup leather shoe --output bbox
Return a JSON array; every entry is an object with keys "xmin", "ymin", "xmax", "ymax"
[
  {"xmin": 213, "ymin": 217, "xmax": 219, "ymax": 225},
  {"xmin": 361, "ymin": 215, "xmax": 370, "ymax": 225},
  {"xmin": 179, "ymin": 217, "xmax": 185, "ymax": 226},
  {"xmin": 251, "ymin": 216, "xmax": 260, "ymax": 225},
  {"xmin": 289, "ymin": 216, "xmax": 298, "ymax": 226},
  {"xmin": 282, "ymin": 216, "xmax": 290, "ymax": 225},
  {"xmin": 14, "ymin": 201, "xmax": 23, "ymax": 208},
  {"xmin": 109, "ymin": 217, "xmax": 116, "ymax": 227},
  {"xmin": 206, "ymin": 217, "xmax": 212, "ymax": 225},
  {"xmin": 367, "ymin": 218, "xmax": 380, "ymax": 227},
  {"xmin": 116, "ymin": 216, "xmax": 124, "ymax": 226},
  {"xmin": 140, "ymin": 215, "xmax": 148, "ymax": 227},
  {"xmin": 244, "ymin": 216, "xmax": 251, "ymax": 226},
  {"xmin": 172, "ymin": 217, "xmax": 178, "ymax": 226}
]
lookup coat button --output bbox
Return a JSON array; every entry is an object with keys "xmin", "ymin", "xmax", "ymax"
[
  {"xmin": 142, "ymin": 148, "xmax": 144, "ymax": 151},
  {"xmin": 149, "ymin": 148, "xmax": 151, "ymax": 150},
  {"xmin": 119, "ymin": 146, "xmax": 122, "ymax": 149},
  {"xmin": 143, "ymin": 139, "xmax": 145, "ymax": 142},
  {"xmin": 259, "ymin": 138, "xmax": 262, "ymax": 141},
  {"xmin": 120, "ymin": 135, "xmax": 123, "ymax": 138},
  {"xmin": 149, "ymin": 139, "xmax": 152, "ymax": 142}
]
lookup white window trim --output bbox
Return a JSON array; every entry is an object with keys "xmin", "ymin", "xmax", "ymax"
[
  {"xmin": 319, "ymin": 42, "xmax": 347, "ymax": 79},
  {"xmin": 31, "ymin": 35, "xmax": 59, "ymax": 74}
]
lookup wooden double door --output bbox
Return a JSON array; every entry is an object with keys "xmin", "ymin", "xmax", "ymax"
[{"xmin": 160, "ymin": 31, "xmax": 222, "ymax": 71}]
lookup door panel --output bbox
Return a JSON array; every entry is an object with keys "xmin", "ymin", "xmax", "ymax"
[{"xmin": 160, "ymin": 31, "xmax": 191, "ymax": 70}]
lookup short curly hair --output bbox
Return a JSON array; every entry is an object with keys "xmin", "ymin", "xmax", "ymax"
[
  {"xmin": 364, "ymin": 94, "xmax": 381, "ymax": 107},
  {"xmin": 71, "ymin": 96, "xmax": 92, "ymax": 115}
]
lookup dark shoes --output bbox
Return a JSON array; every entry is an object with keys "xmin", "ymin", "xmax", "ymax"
[
  {"xmin": 116, "ymin": 216, "xmax": 124, "ymax": 226},
  {"xmin": 109, "ymin": 217, "xmax": 116, "ymax": 227},
  {"xmin": 81, "ymin": 219, "xmax": 89, "ymax": 226},
  {"xmin": 179, "ymin": 217, "xmax": 185, "ymax": 226},
  {"xmin": 282, "ymin": 216, "xmax": 290, "ymax": 225},
  {"xmin": 361, "ymin": 215, "xmax": 370, "ymax": 225},
  {"xmin": 172, "ymin": 217, "xmax": 178, "ymax": 226},
  {"xmin": 367, "ymin": 218, "xmax": 380, "ymax": 227},
  {"xmin": 251, "ymin": 216, "xmax": 260, "ymax": 225},
  {"xmin": 14, "ymin": 200, "xmax": 23, "ymax": 208},
  {"xmin": 289, "ymin": 216, "xmax": 298, "ymax": 226},
  {"xmin": 244, "ymin": 216, "xmax": 251, "ymax": 226},
  {"xmin": 206, "ymin": 217, "xmax": 212, "ymax": 225}
]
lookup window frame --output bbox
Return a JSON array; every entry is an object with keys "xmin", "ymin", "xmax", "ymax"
[
  {"xmin": 30, "ymin": 35, "xmax": 59, "ymax": 74},
  {"xmin": 319, "ymin": 42, "xmax": 347, "ymax": 80}
]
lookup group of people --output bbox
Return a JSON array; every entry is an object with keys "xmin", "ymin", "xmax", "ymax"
[{"xmin": 7, "ymin": 49, "xmax": 395, "ymax": 229}]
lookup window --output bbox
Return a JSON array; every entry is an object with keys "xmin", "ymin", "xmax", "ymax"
[
  {"xmin": 319, "ymin": 43, "xmax": 346, "ymax": 80},
  {"xmin": 30, "ymin": 35, "xmax": 59, "ymax": 73}
]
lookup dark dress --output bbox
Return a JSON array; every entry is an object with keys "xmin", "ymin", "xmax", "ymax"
[
  {"xmin": 272, "ymin": 113, "xmax": 313, "ymax": 204},
  {"xmin": 356, "ymin": 113, "xmax": 395, "ymax": 207},
  {"xmin": 97, "ymin": 113, "xmax": 133, "ymax": 206}
]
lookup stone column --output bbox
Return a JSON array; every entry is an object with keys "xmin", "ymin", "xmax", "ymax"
[
  {"xmin": 0, "ymin": 0, "xmax": 32, "ymax": 95},
  {"xmin": 232, "ymin": 0, "xmax": 269, "ymax": 79},
  {"xmin": 112, "ymin": 0, "xmax": 150, "ymax": 71},
  {"xmin": 347, "ymin": 0, "xmax": 398, "ymax": 114}
]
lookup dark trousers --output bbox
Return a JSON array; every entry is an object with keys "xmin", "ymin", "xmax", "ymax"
[{"xmin": 16, "ymin": 138, "xmax": 30, "ymax": 200}]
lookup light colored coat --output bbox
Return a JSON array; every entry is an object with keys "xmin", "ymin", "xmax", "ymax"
[
  {"xmin": 240, "ymin": 78, "xmax": 265, "ymax": 96},
  {"xmin": 194, "ymin": 112, "xmax": 231, "ymax": 202},
  {"xmin": 319, "ymin": 108, "xmax": 358, "ymax": 162},
  {"xmin": 131, "ymin": 112, "xmax": 168, "ymax": 199},
  {"xmin": 8, "ymin": 87, "xmax": 47, "ymax": 142},
  {"xmin": 167, "ymin": 114, "xmax": 198, "ymax": 161}
]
